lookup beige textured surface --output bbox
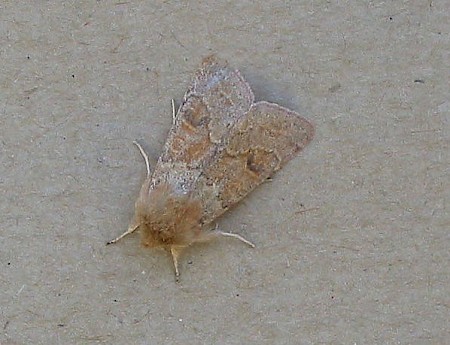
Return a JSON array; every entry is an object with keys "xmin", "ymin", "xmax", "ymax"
[{"xmin": 1, "ymin": 2, "xmax": 448, "ymax": 344}]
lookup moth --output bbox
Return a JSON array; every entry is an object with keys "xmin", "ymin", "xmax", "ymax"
[{"xmin": 107, "ymin": 56, "xmax": 314, "ymax": 280}]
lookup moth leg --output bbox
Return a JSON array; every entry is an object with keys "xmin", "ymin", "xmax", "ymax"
[
  {"xmin": 170, "ymin": 246, "xmax": 184, "ymax": 282},
  {"xmin": 132, "ymin": 140, "xmax": 151, "ymax": 178},
  {"xmin": 209, "ymin": 224, "xmax": 255, "ymax": 247},
  {"xmin": 217, "ymin": 231, "xmax": 256, "ymax": 248},
  {"xmin": 106, "ymin": 223, "xmax": 139, "ymax": 245}
]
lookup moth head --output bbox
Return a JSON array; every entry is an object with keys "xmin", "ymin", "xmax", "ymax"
[{"xmin": 134, "ymin": 182, "xmax": 203, "ymax": 249}]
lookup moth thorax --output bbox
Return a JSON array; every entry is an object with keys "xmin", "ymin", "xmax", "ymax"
[{"xmin": 135, "ymin": 183, "xmax": 203, "ymax": 248}]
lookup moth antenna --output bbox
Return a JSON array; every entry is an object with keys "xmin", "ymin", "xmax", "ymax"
[
  {"xmin": 106, "ymin": 223, "xmax": 139, "ymax": 245},
  {"xmin": 133, "ymin": 140, "xmax": 151, "ymax": 178},
  {"xmin": 171, "ymin": 99, "xmax": 176, "ymax": 125}
]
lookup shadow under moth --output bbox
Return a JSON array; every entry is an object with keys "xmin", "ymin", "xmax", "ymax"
[{"xmin": 107, "ymin": 56, "xmax": 314, "ymax": 281}]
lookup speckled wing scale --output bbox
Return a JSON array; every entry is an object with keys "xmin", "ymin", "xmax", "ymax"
[
  {"xmin": 107, "ymin": 56, "xmax": 314, "ymax": 280},
  {"xmin": 150, "ymin": 56, "xmax": 254, "ymax": 195},
  {"xmin": 195, "ymin": 100, "xmax": 314, "ymax": 225}
]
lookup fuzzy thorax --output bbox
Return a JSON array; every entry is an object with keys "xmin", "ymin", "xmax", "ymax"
[{"xmin": 134, "ymin": 182, "xmax": 205, "ymax": 249}]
